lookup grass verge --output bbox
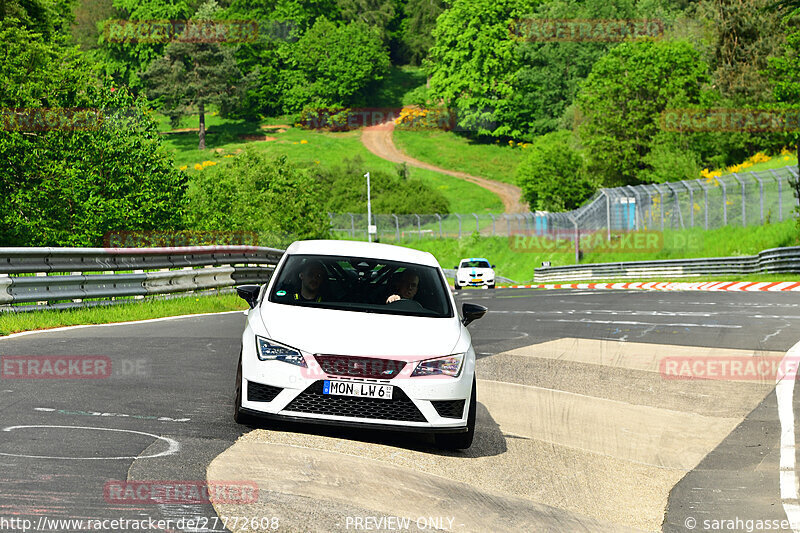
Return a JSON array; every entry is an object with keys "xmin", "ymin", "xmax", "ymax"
[
  {"xmin": 0, "ymin": 292, "xmax": 247, "ymax": 337},
  {"xmin": 392, "ymin": 129, "xmax": 526, "ymax": 185}
]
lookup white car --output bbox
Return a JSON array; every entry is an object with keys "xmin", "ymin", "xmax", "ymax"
[
  {"xmin": 234, "ymin": 240, "xmax": 487, "ymax": 449},
  {"xmin": 454, "ymin": 258, "xmax": 496, "ymax": 290}
]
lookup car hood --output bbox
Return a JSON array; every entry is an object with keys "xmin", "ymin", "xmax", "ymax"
[{"xmin": 258, "ymin": 304, "xmax": 462, "ymax": 359}]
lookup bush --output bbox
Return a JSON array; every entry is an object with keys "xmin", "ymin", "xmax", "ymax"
[
  {"xmin": 185, "ymin": 149, "xmax": 330, "ymax": 247},
  {"xmin": 0, "ymin": 20, "xmax": 186, "ymax": 247},
  {"xmin": 515, "ymin": 131, "xmax": 596, "ymax": 212},
  {"xmin": 312, "ymin": 156, "xmax": 450, "ymax": 214}
]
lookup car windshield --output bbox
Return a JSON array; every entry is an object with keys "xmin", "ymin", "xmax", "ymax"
[
  {"xmin": 461, "ymin": 260, "xmax": 490, "ymax": 268},
  {"xmin": 267, "ymin": 254, "xmax": 453, "ymax": 318}
]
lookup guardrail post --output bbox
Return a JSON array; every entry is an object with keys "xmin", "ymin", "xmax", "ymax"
[
  {"xmin": 664, "ymin": 183, "xmax": 683, "ymax": 229},
  {"xmin": 732, "ymin": 173, "xmax": 746, "ymax": 226},
  {"xmin": 415, "ymin": 214, "xmax": 421, "ymax": 240},
  {"xmin": 392, "ymin": 214, "xmax": 400, "ymax": 241},
  {"xmin": 455, "ymin": 214, "xmax": 462, "ymax": 239},
  {"xmin": 349, "ymin": 213, "xmax": 355, "ymax": 238},
  {"xmin": 652, "ymin": 184, "xmax": 665, "ymax": 230},
  {"xmin": 681, "ymin": 181, "xmax": 694, "ymax": 228},
  {"xmin": 568, "ymin": 215, "xmax": 579, "ymax": 264},
  {"xmin": 754, "ymin": 175, "xmax": 764, "ymax": 224},
  {"xmin": 489, "ymin": 214, "xmax": 496, "ymax": 235},
  {"xmin": 600, "ymin": 189, "xmax": 611, "ymax": 240},
  {"xmin": 720, "ymin": 180, "xmax": 728, "ymax": 226},
  {"xmin": 503, "ymin": 214, "xmax": 511, "ymax": 237},
  {"xmin": 434, "ymin": 214, "xmax": 442, "ymax": 238},
  {"xmin": 770, "ymin": 169, "xmax": 783, "ymax": 221},
  {"xmin": 472, "ymin": 213, "xmax": 479, "ymax": 233}
]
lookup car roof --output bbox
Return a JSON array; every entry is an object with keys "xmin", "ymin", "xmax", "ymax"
[
  {"xmin": 285, "ymin": 240, "xmax": 441, "ymax": 267},
  {"xmin": 460, "ymin": 257, "xmax": 490, "ymax": 263}
]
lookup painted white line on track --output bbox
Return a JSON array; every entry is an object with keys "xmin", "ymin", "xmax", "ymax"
[
  {"xmin": 0, "ymin": 425, "xmax": 180, "ymax": 460},
  {"xmin": 487, "ymin": 312, "xmax": 742, "ymax": 328},
  {"xmin": 0, "ymin": 310, "xmax": 246, "ymax": 341},
  {"xmin": 777, "ymin": 339, "xmax": 800, "ymax": 531}
]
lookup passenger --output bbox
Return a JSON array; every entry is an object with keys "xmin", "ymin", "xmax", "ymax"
[
  {"xmin": 386, "ymin": 269, "xmax": 419, "ymax": 304},
  {"xmin": 294, "ymin": 260, "xmax": 326, "ymax": 302}
]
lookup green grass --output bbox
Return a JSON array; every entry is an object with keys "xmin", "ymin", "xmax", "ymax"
[
  {"xmin": 393, "ymin": 129, "xmax": 527, "ymax": 185},
  {"xmin": 160, "ymin": 116, "xmax": 503, "ymax": 213},
  {"xmin": 0, "ymin": 292, "xmax": 247, "ymax": 337},
  {"xmin": 392, "ymin": 218, "xmax": 800, "ymax": 283}
]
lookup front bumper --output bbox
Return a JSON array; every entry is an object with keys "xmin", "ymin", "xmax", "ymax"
[{"xmin": 241, "ymin": 348, "xmax": 474, "ymax": 430}]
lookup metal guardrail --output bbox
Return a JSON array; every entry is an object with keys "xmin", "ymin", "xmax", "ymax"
[
  {"xmin": 0, "ymin": 246, "xmax": 284, "ymax": 310},
  {"xmin": 534, "ymin": 246, "xmax": 800, "ymax": 282}
]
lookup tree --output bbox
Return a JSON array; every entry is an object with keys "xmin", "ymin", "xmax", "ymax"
[
  {"xmin": 142, "ymin": 1, "xmax": 253, "ymax": 149},
  {"xmin": 515, "ymin": 130, "xmax": 595, "ymax": 211},
  {"xmin": 509, "ymin": 0, "xmax": 639, "ymax": 138},
  {"xmin": 280, "ymin": 17, "xmax": 390, "ymax": 112},
  {"xmin": 400, "ymin": 0, "xmax": 445, "ymax": 65},
  {"xmin": 93, "ymin": 0, "xmax": 195, "ymax": 91},
  {"xmin": 186, "ymin": 150, "xmax": 330, "ymax": 246},
  {"xmin": 697, "ymin": 0, "xmax": 786, "ymax": 104},
  {"xmin": 426, "ymin": 0, "xmax": 540, "ymax": 138},
  {"xmin": 575, "ymin": 39, "xmax": 710, "ymax": 186},
  {"xmin": 0, "ymin": 0, "xmax": 78, "ymax": 42},
  {"xmin": 768, "ymin": 12, "xmax": 800, "ymax": 163},
  {"xmin": 0, "ymin": 20, "xmax": 186, "ymax": 246}
]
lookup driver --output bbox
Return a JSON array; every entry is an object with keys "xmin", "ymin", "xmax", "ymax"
[
  {"xmin": 294, "ymin": 260, "xmax": 326, "ymax": 302},
  {"xmin": 386, "ymin": 269, "xmax": 419, "ymax": 304}
]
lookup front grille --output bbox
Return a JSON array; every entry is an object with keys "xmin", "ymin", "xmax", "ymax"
[
  {"xmin": 314, "ymin": 355, "xmax": 406, "ymax": 379},
  {"xmin": 431, "ymin": 399, "xmax": 466, "ymax": 419},
  {"xmin": 284, "ymin": 381, "xmax": 426, "ymax": 422},
  {"xmin": 247, "ymin": 381, "xmax": 282, "ymax": 402}
]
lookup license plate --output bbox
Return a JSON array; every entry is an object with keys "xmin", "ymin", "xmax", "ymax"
[
  {"xmin": 323, "ymin": 380, "xmax": 393, "ymax": 399},
  {"xmin": 471, "ymin": 279, "xmax": 481, "ymax": 283}
]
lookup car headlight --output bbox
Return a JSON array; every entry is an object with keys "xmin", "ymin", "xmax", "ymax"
[
  {"xmin": 411, "ymin": 354, "xmax": 464, "ymax": 377},
  {"xmin": 256, "ymin": 336, "xmax": 307, "ymax": 367}
]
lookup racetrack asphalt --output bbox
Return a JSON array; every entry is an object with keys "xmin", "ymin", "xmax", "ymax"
[{"xmin": 1, "ymin": 288, "xmax": 799, "ymax": 532}]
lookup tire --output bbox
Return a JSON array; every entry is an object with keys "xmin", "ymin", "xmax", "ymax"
[
  {"xmin": 488, "ymin": 284, "xmax": 495, "ymax": 289},
  {"xmin": 233, "ymin": 350, "xmax": 256, "ymax": 426},
  {"xmin": 434, "ymin": 377, "xmax": 476, "ymax": 450},
  {"xmin": 454, "ymin": 282, "xmax": 461, "ymax": 291}
]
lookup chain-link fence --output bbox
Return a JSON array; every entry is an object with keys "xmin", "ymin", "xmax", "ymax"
[{"xmin": 329, "ymin": 165, "xmax": 800, "ymax": 241}]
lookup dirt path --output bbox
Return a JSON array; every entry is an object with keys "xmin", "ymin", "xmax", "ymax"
[{"xmin": 361, "ymin": 121, "xmax": 528, "ymax": 214}]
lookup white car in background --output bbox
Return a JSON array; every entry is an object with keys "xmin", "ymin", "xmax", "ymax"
[
  {"xmin": 234, "ymin": 240, "xmax": 487, "ymax": 449},
  {"xmin": 454, "ymin": 258, "xmax": 496, "ymax": 290}
]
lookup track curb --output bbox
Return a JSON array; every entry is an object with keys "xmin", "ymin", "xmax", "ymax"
[{"xmin": 496, "ymin": 281, "xmax": 800, "ymax": 291}]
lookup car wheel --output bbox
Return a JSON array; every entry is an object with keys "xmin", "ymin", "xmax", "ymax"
[
  {"xmin": 488, "ymin": 283, "xmax": 495, "ymax": 289},
  {"xmin": 233, "ymin": 350, "xmax": 256, "ymax": 425},
  {"xmin": 454, "ymin": 282, "xmax": 461, "ymax": 291},
  {"xmin": 434, "ymin": 377, "xmax": 476, "ymax": 450}
]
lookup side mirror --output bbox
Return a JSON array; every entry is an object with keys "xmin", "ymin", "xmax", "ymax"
[
  {"xmin": 491, "ymin": 264, "xmax": 496, "ymax": 268},
  {"xmin": 461, "ymin": 302, "xmax": 487, "ymax": 327},
  {"xmin": 454, "ymin": 265, "xmax": 459, "ymax": 269},
  {"xmin": 236, "ymin": 285, "xmax": 261, "ymax": 309}
]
